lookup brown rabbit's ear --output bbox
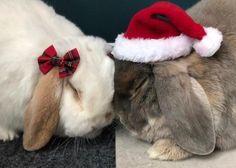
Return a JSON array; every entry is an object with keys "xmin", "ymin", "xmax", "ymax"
[
  {"xmin": 154, "ymin": 71, "xmax": 215, "ymax": 155},
  {"xmin": 23, "ymin": 69, "xmax": 63, "ymax": 151}
]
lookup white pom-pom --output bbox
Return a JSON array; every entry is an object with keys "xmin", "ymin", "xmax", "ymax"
[{"xmin": 193, "ymin": 27, "xmax": 223, "ymax": 57}]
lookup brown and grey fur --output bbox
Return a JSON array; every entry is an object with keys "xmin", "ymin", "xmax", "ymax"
[{"xmin": 114, "ymin": 0, "xmax": 236, "ymax": 160}]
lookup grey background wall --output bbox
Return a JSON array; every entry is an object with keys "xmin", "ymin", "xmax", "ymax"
[{"xmin": 44, "ymin": 0, "xmax": 199, "ymax": 42}]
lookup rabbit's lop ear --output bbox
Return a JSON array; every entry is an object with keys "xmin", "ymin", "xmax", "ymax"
[
  {"xmin": 154, "ymin": 70, "xmax": 215, "ymax": 155},
  {"xmin": 23, "ymin": 69, "xmax": 63, "ymax": 151}
]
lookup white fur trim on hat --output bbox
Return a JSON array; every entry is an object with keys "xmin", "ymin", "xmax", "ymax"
[
  {"xmin": 112, "ymin": 34, "xmax": 193, "ymax": 63},
  {"xmin": 193, "ymin": 27, "xmax": 223, "ymax": 57}
]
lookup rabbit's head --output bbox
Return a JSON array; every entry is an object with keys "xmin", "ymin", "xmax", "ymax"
[
  {"xmin": 114, "ymin": 54, "xmax": 216, "ymax": 155},
  {"xmin": 23, "ymin": 36, "xmax": 115, "ymax": 151}
]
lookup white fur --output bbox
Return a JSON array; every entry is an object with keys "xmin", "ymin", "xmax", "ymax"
[
  {"xmin": 112, "ymin": 34, "xmax": 193, "ymax": 63},
  {"xmin": 56, "ymin": 37, "xmax": 115, "ymax": 137},
  {"xmin": 0, "ymin": 0, "xmax": 114, "ymax": 140},
  {"xmin": 193, "ymin": 27, "xmax": 223, "ymax": 57}
]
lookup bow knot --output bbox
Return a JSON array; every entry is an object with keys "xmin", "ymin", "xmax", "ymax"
[
  {"xmin": 38, "ymin": 45, "xmax": 80, "ymax": 78},
  {"xmin": 51, "ymin": 56, "xmax": 61, "ymax": 66}
]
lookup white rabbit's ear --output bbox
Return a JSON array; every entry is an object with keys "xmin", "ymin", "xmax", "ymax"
[
  {"xmin": 23, "ymin": 69, "xmax": 63, "ymax": 151},
  {"xmin": 154, "ymin": 72, "xmax": 215, "ymax": 155}
]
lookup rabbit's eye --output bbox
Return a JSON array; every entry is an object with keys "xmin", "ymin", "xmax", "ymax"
[
  {"xmin": 67, "ymin": 82, "xmax": 81, "ymax": 99},
  {"xmin": 134, "ymin": 78, "xmax": 148, "ymax": 92},
  {"xmin": 130, "ymin": 78, "xmax": 148, "ymax": 100}
]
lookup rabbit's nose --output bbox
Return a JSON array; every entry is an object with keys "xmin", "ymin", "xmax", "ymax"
[
  {"xmin": 91, "ymin": 126, "xmax": 96, "ymax": 131},
  {"xmin": 105, "ymin": 112, "xmax": 113, "ymax": 121}
]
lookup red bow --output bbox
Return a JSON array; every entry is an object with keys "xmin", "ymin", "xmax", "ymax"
[{"xmin": 38, "ymin": 45, "xmax": 80, "ymax": 78}]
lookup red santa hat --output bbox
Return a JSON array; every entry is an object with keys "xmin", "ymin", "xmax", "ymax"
[{"xmin": 112, "ymin": 1, "xmax": 223, "ymax": 63}]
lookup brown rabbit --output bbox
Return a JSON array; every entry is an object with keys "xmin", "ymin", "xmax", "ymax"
[{"xmin": 114, "ymin": 0, "xmax": 236, "ymax": 160}]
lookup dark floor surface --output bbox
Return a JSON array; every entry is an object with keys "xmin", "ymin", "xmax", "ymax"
[{"xmin": 0, "ymin": 124, "xmax": 115, "ymax": 168}]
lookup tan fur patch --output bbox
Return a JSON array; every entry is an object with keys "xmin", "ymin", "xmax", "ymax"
[{"xmin": 23, "ymin": 69, "xmax": 63, "ymax": 151}]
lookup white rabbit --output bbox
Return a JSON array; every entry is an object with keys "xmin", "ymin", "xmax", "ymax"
[{"xmin": 0, "ymin": 0, "xmax": 114, "ymax": 151}]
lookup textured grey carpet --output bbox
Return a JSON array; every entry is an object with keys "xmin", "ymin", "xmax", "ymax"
[{"xmin": 0, "ymin": 124, "xmax": 115, "ymax": 168}]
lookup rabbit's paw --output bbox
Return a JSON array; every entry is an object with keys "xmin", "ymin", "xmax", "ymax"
[
  {"xmin": 0, "ymin": 127, "xmax": 18, "ymax": 141},
  {"xmin": 147, "ymin": 139, "xmax": 192, "ymax": 161}
]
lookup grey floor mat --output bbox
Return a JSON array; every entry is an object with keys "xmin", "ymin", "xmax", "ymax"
[{"xmin": 0, "ymin": 124, "xmax": 115, "ymax": 168}]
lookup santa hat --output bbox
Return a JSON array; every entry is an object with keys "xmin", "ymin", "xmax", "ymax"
[{"xmin": 112, "ymin": 1, "xmax": 223, "ymax": 63}]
